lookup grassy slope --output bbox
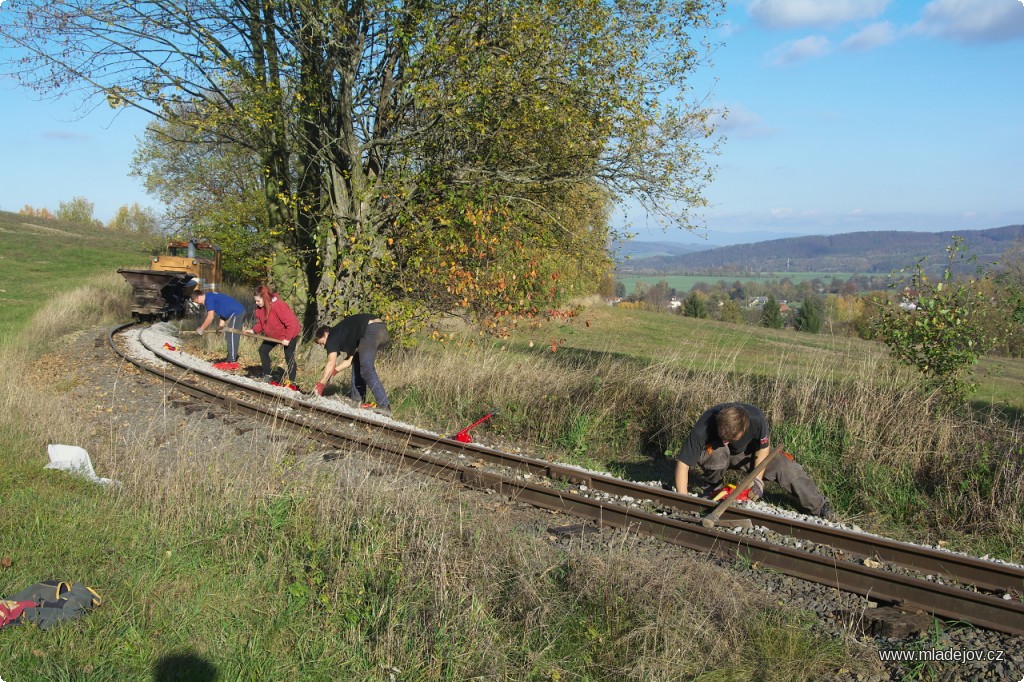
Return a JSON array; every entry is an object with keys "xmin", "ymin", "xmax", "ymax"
[
  {"xmin": 379, "ymin": 303, "xmax": 1023, "ymax": 560},
  {"xmin": 549, "ymin": 304, "xmax": 883, "ymax": 377},
  {"xmin": 0, "ymin": 211, "xmax": 157, "ymax": 337},
  {"xmin": 0, "ymin": 220, "xmax": 876, "ymax": 680},
  {"xmin": 538, "ymin": 305, "xmax": 1024, "ymax": 411}
]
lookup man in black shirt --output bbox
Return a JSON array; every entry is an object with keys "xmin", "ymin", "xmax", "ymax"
[
  {"xmin": 675, "ymin": 403, "xmax": 831, "ymax": 518},
  {"xmin": 312, "ymin": 314, "xmax": 391, "ymax": 413}
]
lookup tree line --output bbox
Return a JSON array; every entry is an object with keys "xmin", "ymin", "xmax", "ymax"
[
  {"xmin": 615, "ymin": 243, "xmax": 1024, "ymax": 351},
  {"xmin": 18, "ymin": 198, "xmax": 159, "ymax": 234},
  {"xmin": 611, "ymin": 273, "xmax": 884, "ymax": 333}
]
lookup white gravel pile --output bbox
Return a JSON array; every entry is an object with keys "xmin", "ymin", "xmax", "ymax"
[{"xmin": 136, "ymin": 323, "xmax": 435, "ymax": 433}]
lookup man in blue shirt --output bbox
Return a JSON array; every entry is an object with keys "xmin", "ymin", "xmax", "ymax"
[{"xmin": 191, "ymin": 290, "xmax": 246, "ymax": 370}]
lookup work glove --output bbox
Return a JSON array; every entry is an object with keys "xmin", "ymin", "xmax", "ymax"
[
  {"xmin": 195, "ymin": 328, "xmax": 204, "ymax": 336},
  {"xmin": 313, "ymin": 382, "xmax": 326, "ymax": 397},
  {"xmin": 748, "ymin": 478, "xmax": 765, "ymax": 501}
]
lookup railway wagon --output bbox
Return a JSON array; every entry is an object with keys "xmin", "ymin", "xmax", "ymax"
[{"xmin": 118, "ymin": 239, "xmax": 222, "ymax": 321}]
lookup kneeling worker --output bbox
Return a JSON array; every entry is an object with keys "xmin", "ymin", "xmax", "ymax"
[
  {"xmin": 675, "ymin": 403, "xmax": 833, "ymax": 519},
  {"xmin": 312, "ymin": 314, "xmax": 391, "ymax": 414}
]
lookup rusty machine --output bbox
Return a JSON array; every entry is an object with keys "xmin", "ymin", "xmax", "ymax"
[{"xmin": 118, "ymin": 239, "xmax": 222, "ymax": 320}]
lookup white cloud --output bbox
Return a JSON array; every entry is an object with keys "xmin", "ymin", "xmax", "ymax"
[
  {"xmin": 749, "ymin": 0, "xmax": 890, "ymax": 29},
  {"xmin": 913, "ymin": 0, "xmax": 1024, "ymax": 43},
  {"xmin": 713, "ymin": 104, "xmax": 777, "ymax": 139},
  {"xmin": 717, "ymin": 20, "xmax": 743, "ymax": 38},
  {"xmin": 841, "ymin": 22, "xmax": 897, "ymax": 50},
  {"xmin": 767, "ymin": 35, "xmax": 832, "ymax": 65}
]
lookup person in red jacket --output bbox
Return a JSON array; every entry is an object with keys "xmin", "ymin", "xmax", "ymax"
[{"xmin": 246, "ymin": 285, "xmax": 302, "ymax": 388}]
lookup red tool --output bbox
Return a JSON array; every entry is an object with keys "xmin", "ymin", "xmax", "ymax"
[
  {"xmin": 452, "ymin": 411, "xmax": 498, "ymax": 443},
  {"xmin": 710, "ymin": 484, "xmax": 750, "ymax": 503}
]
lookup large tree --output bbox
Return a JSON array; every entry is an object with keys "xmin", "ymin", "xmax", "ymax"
[
  {"xmin": 682, "ymin": 292, "xmax": 706, "ymax": 319},
  {"xmin": 107, "ymin": 203, "xmax": 160, "ymax": 235},
  {"xmin": 56, "ymin": 196, "xmax": 102, "ymax": 227},
  {"xmin": 1, "ymin": 0, "xmax": 723, "ymax": 333}
]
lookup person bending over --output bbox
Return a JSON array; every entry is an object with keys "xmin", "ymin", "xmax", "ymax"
[
  {"xmin": 312, "ymin": 314, "xmax": 391, "ymax": 414},
  {"xmin": 247, "ymin": 285, "xmax": 301, "ymax": 389},
  {"xmin": 675, "ymin": 403, "xmax": 832, "ymax": 519},
  {"xmin": 191, "ymin": 289, "xmax": 246, "ymax": 371}
]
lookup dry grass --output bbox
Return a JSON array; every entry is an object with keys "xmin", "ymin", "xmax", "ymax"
[
  {"xmin": 2, "ymin": 271, "xmax": 132, "ymax": 354},
  {"xmin": 0, "ymin": 277, "xmax": 878, "ymax": 680},
  {"xmin": 379, "ymin": 325, "xmax": 1024, "ymax": 557}
]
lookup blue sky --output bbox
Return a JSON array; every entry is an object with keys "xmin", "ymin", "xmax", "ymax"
[
  {"xmin": 0, "ymin": 85, "xmax": 153, "ymax": 223},
  {"xmin": 2, "ymin": 0, "xmax": 1023, "ymax": 245},
  {"xmin": 629, "ymin": 0, "xmax": 1024, "ymax": 243}
]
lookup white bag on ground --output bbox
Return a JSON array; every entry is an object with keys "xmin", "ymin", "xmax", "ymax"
[{"xmin": 46, "ymin": 444, "xmax": 117, "ymax": 486}]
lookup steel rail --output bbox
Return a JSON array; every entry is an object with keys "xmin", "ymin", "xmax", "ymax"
[
  {"xmin": 192, "ymin": 370, "xmax": 1019, "ymax": 596},
  {"xmin": 434, "ymin": 440, "xmax": 1024, "ymax": 595},
  {"xmin": 110, "ymin": 323, "xmax": 1024, "ymax": 635}
]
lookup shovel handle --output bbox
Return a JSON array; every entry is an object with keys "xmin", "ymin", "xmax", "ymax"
[
  {"xmin": 189, "ymin": 328, "xmax": 286, "ymax": 344},
  {"xmin": 226, "ymin": 328, "xmax": 287, "ymax": 344},
  {"xmin": 702, "ymin": 445, "xmax": 781, "ymax": 529}
]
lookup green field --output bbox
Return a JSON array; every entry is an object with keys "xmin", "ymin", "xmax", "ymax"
[
  {"xmin": 548, "ymin": 304, "xmax": 884, "ymax": 375},
  {"xmin": 0, "ymin": 211, "xmax": 156, "ymax": 336},
  {"xmin": 1, "ymin": 209, "xmax": 1021, "ymax": 679},
  {"xmin": 535, "ymin": 305, "xmax": 1024, "ymax": 412},
  {"xmin": 0, "ymin": 212, "xmax": 882, "ymax": 680},
  {"xmin": 618, "ymin": 272, "xmax": 857, "ymax": 296}
]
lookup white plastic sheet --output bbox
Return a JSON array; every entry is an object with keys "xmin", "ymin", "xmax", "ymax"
[{"xmin": 45, "ymin": 444, "xmax": 118, "ymax": 486}]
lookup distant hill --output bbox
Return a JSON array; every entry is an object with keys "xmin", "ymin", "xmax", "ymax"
[
  {"xmin": 610, "ymin": 240, "xmax": 712, "ymax": 261},
  {"xmin": 617, "ymin": 225, "xmax": 1024, "ymax": 275}
]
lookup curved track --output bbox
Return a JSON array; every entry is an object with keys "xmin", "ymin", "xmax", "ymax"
[{"xmin": 110, "ymin": 322, "xmax": 1024, "ymax": 636}]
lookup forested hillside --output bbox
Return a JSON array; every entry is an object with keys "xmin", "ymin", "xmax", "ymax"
[{"xmin": 620, "ymin": 224, "xmax": 1024, "ymax": 274}]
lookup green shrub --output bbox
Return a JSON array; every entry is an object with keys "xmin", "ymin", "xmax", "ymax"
[{"xmin": 875, "ymin": 237, "xmax": 996, "ymax": 405}]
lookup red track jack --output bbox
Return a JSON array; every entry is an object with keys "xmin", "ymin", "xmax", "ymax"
[{"xmin": 452, "ymin": 411, "xmax": 498, "ymax": 443}]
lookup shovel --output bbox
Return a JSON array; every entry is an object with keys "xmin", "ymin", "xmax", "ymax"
[
  {"xmin": 450, "ymin": 410, "xmax": 498, "ymax": 443},
  {"xmin": 701, "ymin": 445, "xmax": 782, "ymax": 529},
  {"xmin": 185, "ymin": 328, "xmax": 285, "ymax": 344}
]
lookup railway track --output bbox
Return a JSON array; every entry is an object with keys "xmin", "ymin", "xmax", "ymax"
[{"xmin": 111, "ymin": 322, "xmax": 1024, "ymax": 636}]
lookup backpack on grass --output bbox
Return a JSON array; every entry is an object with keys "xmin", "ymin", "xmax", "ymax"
[{"xmin": 1, "ymin": 580, "xmax": 102, "ymax": 630}]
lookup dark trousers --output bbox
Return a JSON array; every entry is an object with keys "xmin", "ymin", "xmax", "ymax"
[
  {"xmin": 224, "ymin": 314, "xmax": 241, "ymax": 362},
  {"xmin": 699, "ymin": 445, "xmax": 826, "ymax": 515},
  {"xmin": 351, "ymin": 322, "xmax": 390, "ymax": 408},
  {"xmin": 258, "ymin": 340, "xmax": 297, "ymax": 383}
]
